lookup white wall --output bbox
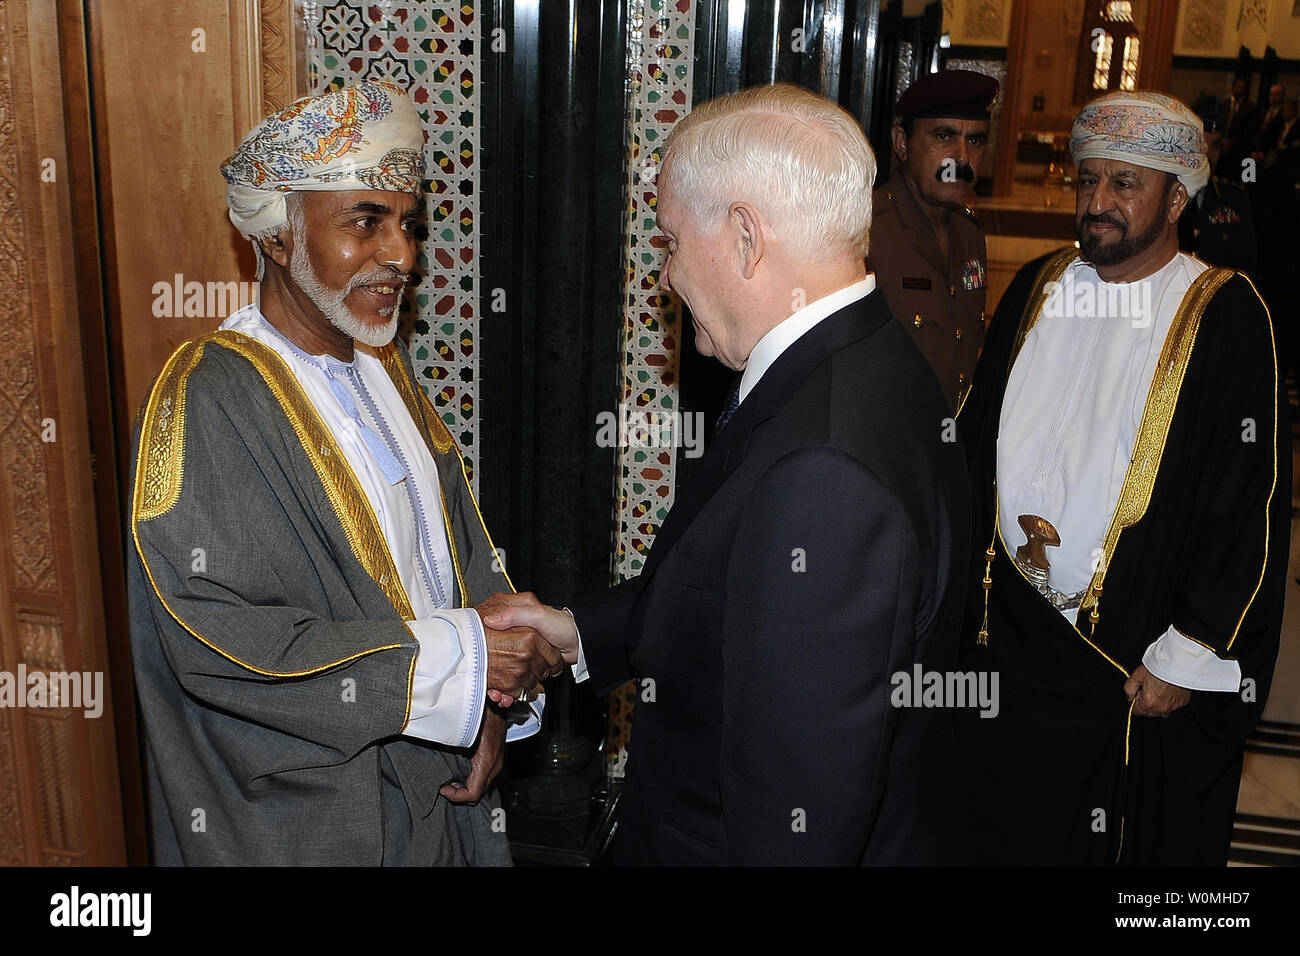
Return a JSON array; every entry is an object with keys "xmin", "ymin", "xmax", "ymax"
[{"xmin": 1174, "ymin": 0, "xmax": 1300, "ymax": 59}]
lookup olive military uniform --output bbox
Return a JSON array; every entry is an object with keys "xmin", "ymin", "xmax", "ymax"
[{"xmin": 868, "ymin": 168, "xmax": 988, "ymax": 412}]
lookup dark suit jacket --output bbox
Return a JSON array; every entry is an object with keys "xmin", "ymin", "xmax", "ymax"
[
  {"xmin": 1219, "ymin": 96, "xmax": 1259, "ymax": 177},
  {"xmin": 1224, "ymin": 96, "xmax": 1257, "ymax": 142},
  {"xmin": 1256, "ymin": 106, "xmax": 1285, "ymax": 153},
  {"xmin": 575, "ymin": 290, "xmax": 971, "ymax": 865},
  {"xmin": 1279, "ymin": 119, "xmax": 1300, "ymax": 149}
]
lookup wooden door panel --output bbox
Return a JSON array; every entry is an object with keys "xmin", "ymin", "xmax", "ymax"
[{"xmin": 0, "ymin": 0, "xmax": 125, "ymax": 866}]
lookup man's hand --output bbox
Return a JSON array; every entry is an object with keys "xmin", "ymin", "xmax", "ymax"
[
  {"xmin": 1124, "ymin": 664, "xmax": 1192, "ymax": 717},
  {"xmin": 482, "ymin": 593, "xmax": 580, "ymax": 663},
  {"xmin": 480, "ymin": 593, "xmax": 579, "ymax": 707},
  {"xmin": 476, "ymin": 593, "xmax": 563, "ymax": 706},
  {"xmin": 477, "ymin": 590, "xmax": 536, "ymax": 619},
  {"xmin": 440, "ymin": 705, "xmax": 506, "ymax": 804}
]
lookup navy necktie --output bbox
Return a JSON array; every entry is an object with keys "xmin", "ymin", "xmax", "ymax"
[{"xmin": 715, "ymin": 379, "xmax": 741, "ymax": 434}]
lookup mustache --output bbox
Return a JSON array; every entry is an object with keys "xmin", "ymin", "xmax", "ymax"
[
  {"xmin": 1081, "ymin": 212, "xmax": 1124, "ymax": 229},
  {"xmin": 936, "ymin": 163, "xmax": 976, "ymax": 182},
  {"xmin": 346, "ymin": 268, "xmax": 410, "ymax": 294}
]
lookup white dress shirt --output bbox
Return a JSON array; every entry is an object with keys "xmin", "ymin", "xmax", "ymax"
[
  {"xmin": 571, "ymin": 275, "xmax": 877, "ymax": 682},
  {"xmin": 739, "ymin": 276, "xmax": 877, "ymax": 401},
  {"xmin": 998, "ymin": 253, "xmax": 1239, "ymax": 692},
  {"xmin": 221, "ymin": 305, "xmax": 541, "ymax": 744}
]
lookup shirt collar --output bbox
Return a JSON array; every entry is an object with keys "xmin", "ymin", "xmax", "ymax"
[
  {"xmin": 1067, "ymin": 249, "xmax": 1186, "ymax": 286},
  {"xmin": 738, "ymin": 275, "xmax": 876, "ymax": 403}
]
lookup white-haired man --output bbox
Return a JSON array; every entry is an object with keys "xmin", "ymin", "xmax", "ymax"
[
  {"xmin": 956, "ymin": 91, "xmax": 1289, "ymax": 865},
  {"xmin": 484, "ymin": 83, "xmax": 971, "ymax": 865},
  {"xmin": 127, "ymin": 81, "xmax": 564, "ymax": 865}
]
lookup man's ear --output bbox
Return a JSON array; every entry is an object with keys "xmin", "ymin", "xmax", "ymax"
[
  {"xmin": 730, "ymin": 202, "xmax": 765, "ymax": 280},
  {"xmin": 257, "ymin": 226, "xmax": 293, "ymax": 270},
  {"xmin": 1167, "ymin": 180, "xmax": 1190, "ymax": 222},
  {"xmin": 891, "ymin": 123, "xmax": 908, "ymax": 163}
]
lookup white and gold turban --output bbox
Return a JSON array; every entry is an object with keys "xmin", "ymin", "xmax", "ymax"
[
  {"xmin": 1069, "ymin": 91, "xmax": 1209, "ymax": 198},
  {"xmin": 221, "ymin": 81, "xmax": 426, "ymax": 269}
]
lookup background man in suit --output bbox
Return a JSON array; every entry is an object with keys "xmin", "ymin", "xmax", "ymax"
[
  {"xmin": 1253, "ymin": 96, "xmax": 1300, "ymax": 379},
  {"xmin": 1252, "ymin": 82, "xmax": 1286, "ymax": 158},
  {"xmin": 1276, "ymin": 98, "xmax": 1299, "ymax": 150},
  {"xmin": 485, "ymin": 83, "xmax": 971, "ymax": 865},
  {"xmin": 1219, "ymin": 75, "xmax": 1257, "ymax": 177}
]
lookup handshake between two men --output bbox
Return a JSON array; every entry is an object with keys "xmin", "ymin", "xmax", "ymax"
[
  {"xmin": 478, "ymin": 591, "xmax": 575, "ymax": 709},
  {"xmin": 127, "ymin": 79, "xmax": 970, "ymax": 866}
]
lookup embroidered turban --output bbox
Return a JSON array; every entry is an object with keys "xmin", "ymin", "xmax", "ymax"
[
  {"xmin": 221, "ymin": 81, "xmax": 426, "ymax": 247},
  {"xmin": 1069, "ymin": 91, "xmax": 1209, "ymax": 197}
]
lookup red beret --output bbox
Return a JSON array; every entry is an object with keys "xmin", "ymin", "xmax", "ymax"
[{"xmin": 895, "ymin": 69, "xmax": 1000, "ymax": 122}]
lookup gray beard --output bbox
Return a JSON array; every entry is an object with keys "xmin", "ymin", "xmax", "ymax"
[
  {"xmin": 288, "ymin": 242, "xmax": 402, "ymax": 348},
  {"xmin": 1077, "ymin": 196, "xmax": 1170, "ymax": 268}
]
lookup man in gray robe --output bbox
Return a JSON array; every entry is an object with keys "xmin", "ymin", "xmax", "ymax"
[{"xmin": 127, "ymin": 81, "xmax": 563, "ymax": 865}]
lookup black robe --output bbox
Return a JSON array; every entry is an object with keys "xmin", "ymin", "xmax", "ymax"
[{"xmin": 955, "ymin": 249, "xmax": 1291, "ymax": 865}]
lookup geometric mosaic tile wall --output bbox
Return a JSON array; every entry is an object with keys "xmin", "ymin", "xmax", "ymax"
[
  {"xmin": 305, "ymin": 0, "xmax": 483, "ymax": 487},
  {"xmin": 605, "ymin": 0, "xmax": 695, "ymax": 778},
  {"xmin": 612, "ymin": 0, "xmax": 695, "ymax": 584},
  {"xmin": 303, "ymin": 0, "xmax": 697, "ymax": 542}
]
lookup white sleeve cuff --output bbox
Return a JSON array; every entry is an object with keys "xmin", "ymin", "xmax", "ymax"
[
  {"xmin": 505, "ymin": 692, "xmax": 545, "ymax": 742},
  {"xmin": 402, "ymin": 608, "xmax": 488, "ymax": 748},
  {"xmin": 564, "ymin": 607, "xmax": 589, "ymax": 684},
  {"xmin": 1142, "ymin": 626, "xmax": 1242, "ymax": 693}
]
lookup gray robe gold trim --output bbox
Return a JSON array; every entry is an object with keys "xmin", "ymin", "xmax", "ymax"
[{"xmin": 128, "ymin": 330, "xmax": 513, "ymax": 865}]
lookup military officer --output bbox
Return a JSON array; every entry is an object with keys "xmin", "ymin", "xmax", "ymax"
[
  {"xmin": 868, "ymin": 69, "xmax": 999, "ymax": 412},
  {"xmin": 1178, "ymin": 101, "xmax": 1257, "ymax": 275}
]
